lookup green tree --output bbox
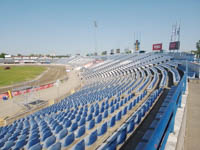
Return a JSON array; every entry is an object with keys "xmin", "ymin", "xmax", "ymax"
[
  {"xmin": 0, "ymin": 53, "xmax": 6, "ymax": 58},
  {"xmin": 101, "ymin": 51, "xmax": 107, "ymax": 55},
  {"xmin": 196, "ymin": 40, "xmax": 200, "ymax": 58}
]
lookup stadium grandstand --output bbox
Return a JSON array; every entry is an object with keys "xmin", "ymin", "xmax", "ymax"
[{"xmin": 0, "ymin": 52, "xmax": 200, "ymax": 150}]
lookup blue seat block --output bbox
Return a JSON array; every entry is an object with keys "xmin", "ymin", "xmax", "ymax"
[
  {"xmin": 98, "ymin": 122, "xmax": 107, "ymax": 136},
  {"xmin": 55, "ymin": 125, "xmax": 63, "ymax": 134},
  {"xmin": 103, "ymin": 110, "xmax": 108, "ymax": 118},
  {"xmin": 127, "ymin": 121, "xmax": 135, "ymax": 133},
  {"xmin": 44, "ymin": 135, "xmax": 56, "ymax": 148},
  {"xmin": 72, "ymin": 140, "xmax": 85, "ymax": 150},
  {"xmin": 59, "ymin": 128, "xmax": 68, "ymax": 140},
  {"xmin": 117, "ymin": 126, "xmax": 127, "ymax": 145},
  {"xmin": 49, "ymin": 142, "xmax": 61, "ymax": 150},
  {"xmin": 28, "ymin": 138, "xmax": 40, "ymax": 148},
  {"xmin": 85, "ymin": 130, "xmax": 97, "ymax": 146},
  {"xmin": 42, "ymin": 131, "xmax": 52, "ymax": 141},
  {"xmin": 109, "ymin": 116, "xmax": 116, "ymax": 127},
  {"xmin": 128, "ymin": 102, "xmax": 133, "ymax": 110},
  {"xmin": 76, "ymin": 115, "xmax": 81, "ymax": 122},
  {"xmin": 70, "ymin": 122, "xmax": 78, "ymax": 132},
  {"xmin": 110, "ymin": 106, "xmax": 115, "ymax": 114},
  {"xmin": 96, "ymin": 114, "xmax": 102, "ymax": 124},
  {"xmin": 3, "ymin": 140, "xmax": 15, "ymax": 150},
  {"xmin": 122, "ymin": 106, "xmax": 127, "ymax": 116},
  {"xmin": 63, "ymin": 133, "xmax": 75, "ymax": 147},
  {"xmin": 94, "ymin": 109, "xmax": 99, "ymax": 117},
  {"xmin": 79, "ymin": 118, "xmax": 86, "ymax": 126},
  {"xmin": 88, "ymin": 119, "xmax": 95, "ymax": 130},
  {"xmin": 100, "ymin": 107, "xmax": 104, "ymax": 113},
  {"xmin": 15, "ymin": 139, "xmax": 27, "ymax": 149},
  {"xmin": 86, "ymin": 114, "xmax": 93, "ymax": 121},
  {"xmin": 115, "ymin": 103, "xmax": 119, "ymax": 110},
  {"xmin": 76, "ymin": 125, "xmax": 86, "ymax": 138},
  {"xmin": 64, "ymin": 120, "xmax": 72, "ymax": 128},
  {"xmin": 29, "ymin": 143, "xmax": 42, "ymax": 150},
  {"xmin": 116, "ymin": 111, "xmax": 122, "ymax": 121}
]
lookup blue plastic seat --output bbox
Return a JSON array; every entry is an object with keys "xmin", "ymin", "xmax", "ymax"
[
  {"xmin": 71, "ymin": 139, "xmax": 85, "ymax": 150},
  {"xmin": 59, "ymin": 128, "xmax": 68, "ymax": 140},
  {"xmin": 63, "ymin": 133, "xmax": 75, "ymax": 147},
  {"xmin": 110, "ymin": 106, "xmax": 115, "ymax": 114},
  {"xmin": 122, "ymin": 106, "xmax": 127, "ymax": 116},
  {"xmin": 116, "ymin": 111, "xmax": 122, "ymax": 121},
  {"xmin": 49, "ymin": 142, "xmax": 61, "ymax": 150},
  {"xmin": 55, "ymin": 125, "xmax": 63, "ymax": 134},
  {"xmin": 115, "ymin": 103, "xmax": 119, "ymax": 110},
  {"xmin": 0, "ymin": 139, "xmax": 5, "ymax": 148},
  {"xmin": 109, "ymin": 115, "xmax": 116, "ymax": 127},
  {"xmin": 42, "ymin": 131, "xmax": 52, "ymax": 141},
  {"xmin": 128, "ymin": 102, "xmax": 133, "ymax": 111},
  {"xmin": 94, "ymin": 109, "xmax": 99, "ymax": 117},
  {"xmin": 89, "ymin": 107, "xmax": 94, "ymax": 113},
  {"xmin": 79, "ymin": 118, "xmax": 86, "ymax": 126},
  {"xmin": 100, "ymin": 107, "xmax": 104, "ymax": 113},
  {"xmin": 2, "ymin": 140, "xmax": 15, "ymax": 150},
  {"xmin": 127, "ymin": 120, "xmax": 135, "ymax": 133},
  {"xmin": 70, "ymin": 122, "xmax": 78, "ymax": 132},
  {"xmin": 85, "ymin": 130, "xmax": 97, "ymax": 146},
  {"xmin": 44, "ymin": 135, "xmax": 56, "ymax": 148},
  {"xmin": 95, "ymin": 114, "xmax": 102, "ymax": 124},
  {"xmin": 28, "ymin": 137, "xmax": 40, "ymax": 148},
  {"xmin": 30, "ymin": 132, "xmax": 40, "ymax": 140},
  {"xmin": 98, "ymin": 122, "xmax": 107, "ymax": 136},
  {"xmin": 14, "ymin": 139, "xmax": 27, "ymax": 149},
  {"xmin": 76, "ymin": 125, "xmax": 86, "ymax": 138},
  {"xmin": 117, "ymin": 126, "xmax": 127, "ymax": 145},
  {"xmin": 86, "ymin": 114, "xmax": 93, "ymax": 121},
  {"xmin": 64, "ymin": 120, "xmax": 72, "ymax": 128},
  {"xmin": 88, "ymin": 119, "xmax": 95, "ymax": 130},
  {"xmin": 103, "ymin": 110, "xmax": 108, "ymax": 118},
  {"xmin": 76, "ymin": 115, "xmax": 81, "ymax": 122},
  {"xmin": 29, "ymin": 143, "xmax": 42, "ymax": 150}
]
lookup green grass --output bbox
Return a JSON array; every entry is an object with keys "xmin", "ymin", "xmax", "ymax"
[{"xmin": 0, "ymin": 66, "xmax": 47, "ymax": 87}]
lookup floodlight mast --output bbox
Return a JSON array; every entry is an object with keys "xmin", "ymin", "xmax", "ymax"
[{"xmin": 94, "ymin": 21, "xmax": 98, "ymax": 55}]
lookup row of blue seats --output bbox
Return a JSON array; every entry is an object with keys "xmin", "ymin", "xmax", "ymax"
[
  {"xmin": 97, "ymin": 88, "xmax": 163, "ymax": 150},
  {"xmin": 147, "ymin": 74, "xmax": 158, "ymax": 90}
]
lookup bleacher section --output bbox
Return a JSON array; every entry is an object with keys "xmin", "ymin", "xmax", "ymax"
[{"xmin": 0, "ymin": 53, "xmax": 186, "ymax": 150}]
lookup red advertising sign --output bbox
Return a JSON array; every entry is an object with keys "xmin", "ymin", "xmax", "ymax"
[
  {"xmin": 0, "ymin": 92, "xmax": 9, "ymax": 99},
  {"xmin": 152, "ymin": 43, "xmax": 162, "ymax": 51},
  {"xmin": 169, "ymin": 41, "xmax": 180, "ymax": 50}
]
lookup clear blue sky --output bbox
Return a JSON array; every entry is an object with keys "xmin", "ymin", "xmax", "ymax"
[{"xmin": 0, "ymin": 0, "xmax": 199, "ymax": 55}]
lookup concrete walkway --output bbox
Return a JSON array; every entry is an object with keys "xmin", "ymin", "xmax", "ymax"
[{"xmin": 184, "ymin": 80, "xmax": 200, "ymax": 150}]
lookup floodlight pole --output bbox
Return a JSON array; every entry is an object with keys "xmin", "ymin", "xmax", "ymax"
[{"xmin": 94, "ymin": 21, "xmax": 98, "ymax": 55}]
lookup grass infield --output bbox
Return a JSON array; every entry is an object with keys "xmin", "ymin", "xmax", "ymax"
[{"xmin": 0, "ymin": 66, "xmax": 46, "ymax": 87}]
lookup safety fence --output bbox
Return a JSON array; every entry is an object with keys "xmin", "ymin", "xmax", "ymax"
[{"xmin": 0, "ymin": 83, "xmax": 54, "ymax": 100}]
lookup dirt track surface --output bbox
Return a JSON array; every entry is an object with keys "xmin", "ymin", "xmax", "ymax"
[
  {"xmin": 184, "ymin": 80, "xmax": 200, "ymax": 150},
  {"xmin": 0, "ymin": 65, "xmax": 67, "ymax": 93}
]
